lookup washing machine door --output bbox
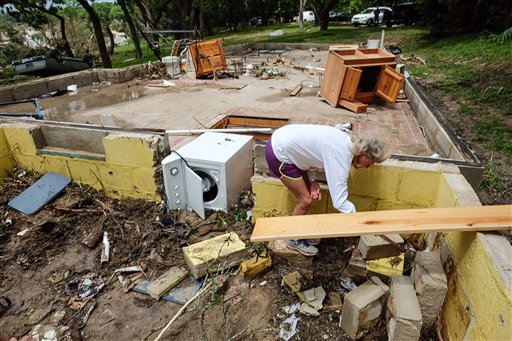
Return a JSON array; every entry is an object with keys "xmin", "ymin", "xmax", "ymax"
[{"xmin": 185, "ymin": 166, "xmax": 205, "ymax": 219}]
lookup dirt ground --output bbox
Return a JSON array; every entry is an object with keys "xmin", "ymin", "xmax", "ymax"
[{"xmin": 0, "ymin": 167, "xmax": 415, "ymax": 341}]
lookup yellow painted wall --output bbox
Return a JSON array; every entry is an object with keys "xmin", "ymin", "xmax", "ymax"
[
  {"xmin": 0, "ymin": 123, "xmax": 162, "ymax": 201},
  {"xmin": 0, "ymin": 128, "xmax": 14, "ymax": 177}
]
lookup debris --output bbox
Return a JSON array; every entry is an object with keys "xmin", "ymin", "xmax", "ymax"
[
  {"xmin": 269, "ymin": 29, "xmax": 284, "ymax": 37},
  {"xmin": 66, "ymin": 273, "xmax": 105, "ymax": 309},
  {"xmin": 31, "ymin": 324, "xmax": 59, "ymax": 341},
  {"xmin": 134, "ymin": 275, "xmax": 203, "ymax": 304},
  {"xmin": 279, "ymin": 314, "xmax": 298, "ymax": 340},
  {"xmin": 259, "ymin": 280, "xmax": 267, "ymax": 286},
  {"xmin": 340, "ymin": 277, "xmax": 357, "ymax": 291},
  {"xmin": 324, "ymin": 292, "xmax": 343, "ymax": 311},
  {"xmin": 78, "ymin": 301, "xmax": 96, "ymax": 329},
  {"xmin": 100, "ymin": 232, "xmax": 110, "ymax": 264},
  {"xmin": 147, "ymin": 266, "xmax": 189, "ymax": 300},
  {"xmin": 300, "ymin": 303, "xmax": 320, "ymax": 316},
  {"xmin": 107, "ymin": 264, "xmax": 147, "ymax": 283},
  {"xmin": 299, "ymin": 286, "xmax": 326, "ymax": 315},
  {"xmin": 8, "ymin": 172, "xmax": 71, "ymax": 215},
  {"xmin": 283, "ymin": 303, "xmax": 301, "ymax": 314},
  {"xmin": 0, "ymin": 296, "xmax": 11, "ymax": 316},
  {"xmin": 289, "ymin": 83, "xmax": 303, "ymax": 96},
  {"xmin": 282, "ymin": 272, "xmax": 306, "ymax": 302},
  {"xmin": 366, "ymin": 253, "xmax": 405, "ymax": 278},
  {"xmin": 16, "ymin": 228, "xmax": 30, "ymax": 236},
  {"xmin": 240, "ymin": 255, "xmax": 272, "ymax": 280},
  {"xmin": 82, "ymin": 221, "xmax": 104, "ymax": 248},
  {"xmin": 5, "ymin": 218, "xmax": 12, "ymax": 226},
  {"xmin": 67, "ymin": 84, "xmax": 78, "ymax": 93}
]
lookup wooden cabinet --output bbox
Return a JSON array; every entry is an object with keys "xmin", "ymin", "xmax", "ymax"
[
  {"xmin": 320, "ymin": 48, "xmax": 405, "ymax": 113},
  {"xmin": 188, "ymin": 38, "xmax": 227, "ymax": 78}
]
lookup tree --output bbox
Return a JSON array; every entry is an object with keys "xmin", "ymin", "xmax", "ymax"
[
  {"xmin": 76, "ymin": 0, "xmax": 112, "ymax": 68},
  {"xmin": 0, "ymin": 0, "xmax": 75, "ymax": 57},
  {"xmin": 310, "ymin": 0, "xmax": 339, "ymax": 30},
  {"xmin": 118, "ymin": 0, "xmax": 143, "ymax": 59}
]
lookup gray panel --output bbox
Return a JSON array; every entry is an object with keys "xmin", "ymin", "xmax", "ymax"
[{"xmin": 185, "ymin": 166, "xmax": 205, "ymax": 219}]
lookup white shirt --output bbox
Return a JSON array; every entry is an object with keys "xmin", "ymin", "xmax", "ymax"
[{"xmin": 271, "ymin": 124, "xmax": 356, "ymax": 213}]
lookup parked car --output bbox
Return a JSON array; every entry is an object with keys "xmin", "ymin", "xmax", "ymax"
[
  {"xmin": 329, "ymin": 11, "xmax": 352, "ymax": 22},
  {"xmin": 383, "ymin": 3, "xmax": 422, "ymax": 27},
  {"xmin": 351, "ymin": 7, "xmax": 392, "ymax": 27},
  {"xmin": 293, "ymin": 10, "xmax": 316, "ymax": 22}
]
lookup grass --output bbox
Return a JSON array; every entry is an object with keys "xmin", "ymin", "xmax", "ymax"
[{"xmin": 82, "ymin": 23, "xmax": 512, "ymax": 197}]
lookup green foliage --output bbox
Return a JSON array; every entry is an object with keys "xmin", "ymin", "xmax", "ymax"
[
  {"xmin": 489, "ymin": 27, "xmax": 512, "ymax": 43},
  {"xmin": 480, "ymin": 155, "xmax": 506, "ymax": 193}
]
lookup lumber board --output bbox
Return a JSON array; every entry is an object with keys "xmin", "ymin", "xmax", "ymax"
[
  {"xmin": 338, "ymin": 99, "xmax": 368, "ymax": 113},
  {"xmin": 250, "ymin": 205, "xmax": 512, "ymax": 242}
]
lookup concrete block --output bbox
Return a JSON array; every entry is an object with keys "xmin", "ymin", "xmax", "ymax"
[
  {"xmin": 1, "ymin": 123, "xmax": 46, "ymax": 155},
  {"xmin": 341, "ymin": 278, "xmax": 389, "ymax": 340},
  {"xmin": 46, "ymin": 74, "xmax": 75, "ymax": 92},
  {"xmin": 387, "ymin": 275, "xmax": 422, "ymax": 341},
  {"xmin": 367, "ymin": 253, "xmax": 404, "ymax": 279},
  {"xmin": 183, "ymin": 233, "xmax": 247, "ymax": 278},
  {"xmin": 147, "ymin": 266, "xmax": 188, "ymax": 300},
  {"xmin": 269, "ymin": 240, "xmax": 313, "ymax": 268},
  {"xmin": 413, "ymin": 251, "xmax": 447, "ymax": 329},
  {"xmin": 253, "ymin": 143, "xmax": 269, "ymax": 175},
  {"xmin": 71, "ymin": 70, "xmax": 95, "ymax": 87},
  {"xmin": 12, "ymin": 80, "xmax": 49, "ymax": 100},
  {"xmin": 358, "ymin": 234, "xmax": 404, "ymax": 260},
  {"xmin": 346, "ymin": 248, "xmax": 367, "ymax": 278},
  {"xmin": 103, "ymin": 133, "xmax": 161, "ymax": 167},
  {"xmin": 397, "ymin": 170, "xmax": 439, "ymax": 206},
  {"xmin": 0, "ymin": 86, "xmax": 15, "ymax": 102}
]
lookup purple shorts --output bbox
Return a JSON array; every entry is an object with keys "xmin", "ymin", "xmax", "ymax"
[{"xmin": 265, "ymin": 137, "xmax": 303, "ymax": 179}]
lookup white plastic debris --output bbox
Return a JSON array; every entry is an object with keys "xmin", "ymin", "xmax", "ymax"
[
  {"xmin": 279, "ymin": 314, "xmax": 298, "ymax": 340},
  {"xmin": 283, "ymin": 303, "xmax": 301, "ymax": 314},
  {"xmin": 269, "ymin": 29, "xmax": 284, "ymax": 37},
  {"xmin": 100, "ymin": 232, "xmax": 109, "ymax": 263},
  {"xmin": 340, "ymin": 277, "xmax": 357, "ymax": 291}
]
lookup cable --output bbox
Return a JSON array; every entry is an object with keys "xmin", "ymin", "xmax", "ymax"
[{"xmin": 170, "ymin": 149, "xmax": 191, "ymax": 169}]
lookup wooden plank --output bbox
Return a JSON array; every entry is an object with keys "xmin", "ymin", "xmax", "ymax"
[
  {"xmin": 354, "ymin": 92, "xmax": 375, "ymax": 103},
  {"xmin": 289, "ymin": 83, "xmax": 303, "ymax": 96},
  {"xmin": 375, "ymin": 65, "xmax": 405, "ymax": 105},
  {"xmin": 250, "ymin": 205, "xmax": 512, "ymax": 242},
  {"xmin": 338, "ymin": 99, "xmax": 368, "ymax": 113}
]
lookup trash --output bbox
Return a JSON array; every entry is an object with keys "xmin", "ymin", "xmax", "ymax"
[
  {"xmin": 283, "ymin": 272, "xmax": 306, "ymax": 302},
  {"xmin": 133, "ymin": 275, "xmax": 203, "ymax": 305},
  {"xmin": 66, "ymin": 273, "xmax": 105, "ymax": 309},
  {"xmin": 340, "ymin": 277, "xmax": 357, "ymax": 291},
  {"xmin": 163, "ymin": 80, "xmax": 176, "ymax": 87},
  {"xmin": 8, "ymin": 172, "xmax": 71, "ymax": 215},
  {"xmin": 16, "ymin": 228, "xmax": 30, "ymax": 236},
  {"xmin": 67, "ymin": 84, "xmax": 78, "ymax": 95},
  {"xmin": 299, "ymin": 286, "xmax": 326, "ymax": 315},
  {"xmin": 283, "ymin": 303, "xmax": 301, "ymax": 314},
  {"xmin": 100, "ymin": 232, "xmax": 110, "ymax": 264},
  {"xmin": 147, "ymin": 266, "xmax": 188, "ymax": 300},
  {"xmin": 324, "ymin": 292, "xmax": 343, "ymax": 311},
  {"xmin": 269, "ymin": 29, "xmax": 284, "ymax": 37},
  {"xmin": 78, "ymin": 301, "xmax": 96, "ymax": 329},
  {"xmin": 259, "ymin": 280, "xmax": 267, "ymax": 286},
  {"xmin": 31, "ymin": 324, "xmax": 59, "ymax": 341},
  {"xmin": 279, "ymin": 314, "xmax": 298, "ymax": 340},
  {"xmin": 5, "ymin": 218, "xmax": 12, "ymax": 226},
  {"xmin": 0, "ymin": 296, "xmax": 11, "ymax": 317},
  {"xmin": 300, "ymin": 303, "xmax": 320, "ymax": 316}
]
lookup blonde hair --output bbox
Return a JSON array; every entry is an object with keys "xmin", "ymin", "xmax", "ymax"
[{"xmin": 350, "ymin": 137, "xmax": 388, "ymax": 163}]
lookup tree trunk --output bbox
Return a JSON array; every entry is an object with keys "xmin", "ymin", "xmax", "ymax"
[
  {"xmin": 55, "ymin": 13, "xmax": 74, "ymax": 57},
  {"xmin": 118, "ymin": 0, "xmax": 142, "ymax": 59},
  {"xmin": 199, "ymin": 0, "xmax": 205, "ymax": 37},
  {"xmin": 76, "ymin": 0, "xmax": 112, "ymax": 68},
  {"xmin": 106, "ymin": 23, "xmax": 115, "ymax": 55}
]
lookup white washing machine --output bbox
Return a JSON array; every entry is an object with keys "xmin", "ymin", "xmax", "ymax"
[{"xmin": 162, "ymin": 132, "xmax": 253, "ymax": 219}]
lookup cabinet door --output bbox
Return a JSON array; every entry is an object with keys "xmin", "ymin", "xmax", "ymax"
[
  {"xmin": 319, "ymin": 51, "xmax": 347, "ymax": 107},
  {"xmin": 375, "ymin": 65, "xmax": 405, "ymax": 105},
  {"xmin": 339, "ymin": 67, "xmax": 362, "ymax": 101}
]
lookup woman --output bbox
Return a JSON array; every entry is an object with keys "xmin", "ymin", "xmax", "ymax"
[{"xmin": 265, "ymin": 124, "xmax": 387, "ymax": 256}]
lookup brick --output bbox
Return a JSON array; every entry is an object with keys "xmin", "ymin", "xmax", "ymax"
[
  {"xmin": 341, "ymin": 277, "xmax": 389, "ymax": 340},
  {"xmin": 346, "ymin": 248, "xmax": 367, "ymax": 278},
  {"xmin": 358, "ymin": 234, "xmax": 404, "ymax": 260},
  {"xmin": 387, "ymin": 275, "xmax": 422, "ymax": 341},
  {"xmin": 269, "ymin": 240, "xmax": 313, "ymax": 268},
  {"xmin": 147, "ymin": 266, "xmax": 189, "ymax": 300},
  {"xmin": 183, "ymin": 233, "xmax": 247, "ymax": 279},
  {"xmin": 413, "ymin": 251, "xmax": 447, "ymax": 329}
]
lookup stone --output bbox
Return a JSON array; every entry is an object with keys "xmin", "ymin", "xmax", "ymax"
[
  {"xmin": 182, "ymin": 232, "xmax": 247, "ymax": 279},
  {"xmin": 387, "ymin": 275, "xmax": 422, "ymax": 341},
  {"xmin": 300, "ymin": 286, "xmax": 326, "ymax": 311},
  {"xmin": 346, "ymin": 248, "xmax": 367, "ymax": 278},
  {"xmin": 240, "ymin": 255, "xmax": 272, "ymax": 280},
  {"xmin": 147, "ymin": 266, "xmax": 189, "ymax": 300},
  {"xmin": 341, "ymin": 278, "xmax": 389, "ymax": 340},
  {"xmin": 269, "ymin": 240, "xmax": 313, "ymax": 268},
  {"xmin": 413, "ymin": 251, "xmax": 447, "ymax": 329},
  {"xmin": 358, "ymin": 234, "xmax": 404, "ymax": 260},
  {"xmin": 324, "ymin": 292, "xmax": 343, "ymax": 311}
]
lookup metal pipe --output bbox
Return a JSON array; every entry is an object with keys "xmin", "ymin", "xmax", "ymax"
[{"xmin": 165, "ymin": 127, "xmax": 272, "ymax": 135}]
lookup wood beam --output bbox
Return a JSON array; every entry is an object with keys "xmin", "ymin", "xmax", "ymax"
[{"xmin": 250, "ymin": 205, "xmax": 512, "ymax": 242}]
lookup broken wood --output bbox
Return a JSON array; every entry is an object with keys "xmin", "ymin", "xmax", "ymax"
[
  {"xmin": 338, "ymin": 99, "xmax": 368, "ymax": 113},
  {"xmin": 289, "ymin": 83, "xmax": 303, "ymax": 96},
  {"xmin": 250, "ymin": 205, "xmax": 512, "ymax": 242}
]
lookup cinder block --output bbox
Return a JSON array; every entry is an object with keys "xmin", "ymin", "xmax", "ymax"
[
  {"xmin": 341, "ymin": 277, "xmax": 389, "ymax": 340},
  {"xmin": 71, "ymin": 70, "xmax": 95, "ymax": 87},
  {"xmin": 346, "ymin": 248, "xmax": 367, "ymax": 278},
  {"xmin": 367, "ymin": 253, "xmax": 404, "ymax": 279},
  {"xmin": 147, "ymin": 266, "xmax": 188, "ymax": 300},
  {"xmin": 413, "ymin": 251, "xmax": 447, "ymax": 329},
  {"xmin": 103, "ymin": 133, "xmax": 160, "ymax": 167},
  {"xmin": 269, "ymin": 240, "xmax": 313, "ymax": 268},
  {"xmin": 183, "ymin": 233, "xmax": 247, "ymax": 279},
  {"xmin": 358, "ymin": 234, "xmax": 404, "ymax": 260},
  {"xmin": 387, "ymin": 275, "xmax": 422, "ymax": 341},
  {"xmin": 1, "ymin": 123, "xmax": 46, "ymax": 155},
  {"xmin": 46, "ymin": 74, "xmax": 75, "ymax": 92}
]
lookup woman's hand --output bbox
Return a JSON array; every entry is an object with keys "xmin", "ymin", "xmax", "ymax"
[{"xmin": 310, "ymin": 180, "xmax": 321, "ymax": 200}]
